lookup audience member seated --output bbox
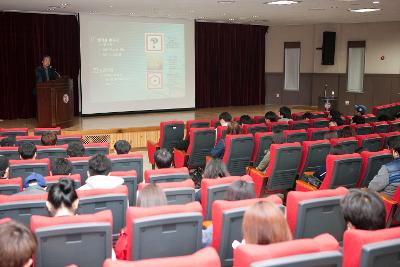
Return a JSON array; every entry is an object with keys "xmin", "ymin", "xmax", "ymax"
[
  {"xmin": 202, "ymin": 180, "xmax": 256, "ymax": 247},
  {"xmin": 329, "ymin": 116, "xmax": 344, "ymax": 127},
  {"xmin": 0, "ymin": 137, "xmax": 15, "ymax": 147},
  {"xmin": 154, "ymin": 148, "xmax": 173, "ymax": 169},
  {"xmin": 15, "ymin": 173, "xmax": 47, "ymax": 195},
  {"xmin": 210, "ymin": 121, "xmax": 241, "ymax": 159},
  {"xmin": 78, "ymin": 154, "xmax": 124, "ymax": 190},
  {"xmin": 40, "ymin": 132, "xmax": 57, "ymax": 146},
  {"xmin": 0, "ymin": 156, "xmax": 9, "ymax": 179},
  {"xmin": 323, "ymin": 130, "xmax": 338, "ymax": 140},
  {"xmin": 302, "ymin": 112, "xmax": 312, "ymax": 120},
  {"xmin": 278, "ymin": 106, "xmax": 292, "ymax": 122},
  {"xmin": 0, "ymin": 220, "xmax": 37, "ymax": 267},
  {"xmin": 216, "ymin": 111, "xmax": 232, "ymax": 127},
  {"xmin": 368, "ymin": 143, "xmax": 400, "ymax": 197},
  {"xmin": 256, "ymin": 130, "xmax": 285, "ymax": 172},
  {"xmin": 341, "ymin": 189, "xmax": 386, "ymax": 230},
  {"xmin": 50, "ymin": 158, "xmax": 73, "ymax": 176},
  {"xmin": 66, "ymin": 142, "xmax": 85, "ymax": 157},
  {"xmin": 114, "ymin": 140, "xmax": 131, "ymax": 155},
  {"xmin": 264, "ymin": 111, "xmax": 278, "ymax": 123},
  {"xmin": 354, "ymin": 104, "xmax": 367, "ymax": 116},
  {"xmin": 328, "ymin": 109, "xmax": 342, "ymax": 119},
  {"xmin": 239, "ymin": 115, "xmax": 254, "ymax": 125},
  {"xmin": 341, "ymin": 126, "xmax": 354, "ymax": 138},
  {"xmin": 46, "ymin": 177, "xmax": 78, "ymax": 217},
  {"xmin": 352, "ymin": 115, "xmax": 366, "ymax": 125},
  {"xmin": 18, "ymin": 142, "xmax": 37, "ymax": 160}
]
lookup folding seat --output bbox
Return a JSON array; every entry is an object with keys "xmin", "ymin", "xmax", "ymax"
[
  {"xmin": 363, "ymin": 113, "xmax": 377, "ymax": 123},
  {"xmin": 212, "ymin": 195, "xmax": 282, "ymax": 266},
  {"xmin": 107, "ymin": 153, "xmax": 143, "ymax": 183},
  {"xmin": 296, "ymin": 153, "xmax": 362, "ymax": 191},
  {"xmin": 344, "ymin": 116, "xmax": 353, "ymax": 125},
  {"xmin": 174, "ymin": 128, "xmax": 216, "ymax": 169},
  {"xmin": 67, "ymin": 156, "xmax": 90, "ymax": 184},
  {"xmin": 77, "ymin": 186, "xmax": 128, "ymax": 238},
  {"xmin": 0, "ymin": 146, "xmax": 20, "ymax": 160},
  {"xmin": 288, "ymin": 120, "xmax": 310, "ymax": 130},
  {"xmin": 343, "ymin": 227, "xmax": 400, "ymax": 267},
  {"xmin": 253, "ymin": 115, "xmax": 265, "ymax": 124},
  {"xmin": 103, "ymin": 247, "xmax": 221, "ymax": 267},
  {"xmin": 0, "ymin": 128, "xmax": 28, "ymax": 138},
  {"xmin": 307, "ymin": 127, "xmax": 330, "ymax": 141},
  {"xmin": 297, "ymin": 140, "xmax": 331, "ymax": 179},
  {"xmin": 16, "ymin": 136, "xmax": 42, "ymax": 146},
  {"xmin": 233, "ymin": 233, "xmax": 340, "ymax": 267},
  {"xmin": 351, "ymin": 123, "xmax": 374, "ymax": 135},
  {"xmin": 9, "ymin": 158, "xmax": 50, "ymax": 181},
  {"xmin": 373, "ymin": 104, "xmax": 393, "ymax": 117},
  {"xmin": 329, "ymin": 125, "xmax": 347, "ymax": 138},
  {"xmin": 34, "ymin": 127, "xmax": 61, "ymax": 136},
  {"xmin": 330, "ymin": 137, "xmax": 358, "ymax": 153},
  {"xmin": 242, "ymin": 124, "xmax": 267, "ymax": 135},
  {"xmin": 139, "ymin": 179, "xmax": 195, "ymax": 205},
  {"xmin": 311, "ymin": 111, "xmax": 327, "ymax": 119},
  {"xmin": 266, "ymin": 121, "xmax": 289, "ymax": 132},
  {"xmin": 147, "ymin": 121, "xmax": 185, "ymax": 169},
  {"xmin": 109, "ymin": 170, "xmax": 138, "ymax": 206},
  {"xmin": 283, "ymin": 129, "xmax": 308, "ymax": 143},
  {"xmin": 286, "ymin": 187, "xmax": 348, "ymax": 241},
  {"xmin": 310, "ymin": 118, "xmax": 330, "ymax": 128},
  {"xmin": 380, "ymin": 132, "xmax": 400, "ymax": 148},
  {"xmin": 0, "ymin": 177, "xmax": 22, "ymax": 195},
  {"xmin": 144, "ymin": 167, "xmax": 190, "ymax": 183},
  {"xmin": 251, "ymin": 132, "xmax": 273, "ymax": 167},
  {"xmin": 0, "ymin": 193, "xmax": 48, "ymax": 226},
  {"xmin": 216, "ymin": 125, "xmax": 228, "ymax": 144},
  {"xmin": 357, "ymin": 150, "xmax": 393, "ymax": 188},
  {"xmin": 247, "ymin": 143, "xmax": 302, "ymax": 198},
  {"xmin": 223, "ymin": 134, "xmax": 254, "ymax": 176},
  {"xmin": 36, "ymin": 144, "xmax": 68, "ymax": 159},
  {"xmin": 211, "ymin": 118, "xmax": 220, "ymax": 128},
  {"xmin": 44, "ymin": 174, "xmax": 81, "ymax": 188},
  {"xmin": 356, "ymin": 134, "xmax": 383, "ymax": 152},
  {"xmin": 84, "ymin": 142, "xmax": 110, "ymax": 156},
  {"xmin": 201, "ymin": 175, "xmax": 254, "ymax": 220},
  {"xmin": 371, "ymin": 121, "xmax": 390, "ymax": 133},
  {"xmin": 31, "ymin": 210, "xmax": 113, "ymax": 267},
  {"xmin": 388, "ymin": 119, "xmax": 400, "ymax": 132},
  {"xmin": 56, "ymin": 134, "xmax": 82, "ymax": 145},
  {"xmin": 291, "ymin": 112, "xmax": 304, "ymax": 121},
  {"xmin": 233, "ymin": 116, "xmax": 241, "ymax": 122},
  {"xmin": 125, "ymin": 202, "xmax": 203, "ymax": 260},
  {"xmin": 185, "ymin": 120, "xmax": 210, "ymax": 136}
]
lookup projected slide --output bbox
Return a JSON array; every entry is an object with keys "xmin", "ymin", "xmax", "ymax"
[{"xmin": 80, "ymin": 14, "xmax": 195, "ymax": 114}]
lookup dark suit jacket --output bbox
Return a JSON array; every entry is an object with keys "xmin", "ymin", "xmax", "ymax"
[{"xmin": 35, "ymin": 66, "xmax": 59, "ymax": 83}]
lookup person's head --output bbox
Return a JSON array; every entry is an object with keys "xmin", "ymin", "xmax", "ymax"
[
  {"xmin": 329, "ymin": 109, "xmax": 342, "ymax": 119},
  {"xmin": 226, "ymin": 121, "xmax": 242, "ymax": 135},
  {"xmin": 137, "ymin": 184, "xmax": 168, "ymax": 208},
  {"xmin": 265, "ymin": 111, "xmax": 278, "ymax": 123},
  {"xmin": 239, "ymin": 115, "xmax": 253, "ymax": 126},
  {"xmin": 154, "ymin": 148, "xmax": 173, "ymax": 169},
  {"xmin": 323, "ymin": 130, "xmax": 338, "ymax": 140},
  {"xmin": 341, "ymin": 189, "xmax": 386, "ymax": 230},
  {"xmin": 114, "ymin": 140, "xmax": 131, "ymax": 155},
  {"xmin": 23, "ymin": 173, "xmax": 46, "ymax": 190},
  {"xmin": 224, "ymin": 181, "xmax": 256, "ymax": 201},
  {"xmin": 242, "ymin": 201, "xmax": 292, "ymax": 245},
  {"xmin": 46, "ymin": 177, "xmax": 78, "ymax": 217},
  {"xmin": 42, "ymin": 55, "xmax": 51, "ymax": 68},
  {"xmin": 303, "ymin": 112, "xmax": 312, "ymax": 120},
  {"xmin": 50, "ymin": 158, "xmax": 73, "ymax": 176},
  {"xmin": 272, "ymin": 130, "xmax": 285, "ymax": 144},
  {"xmin": 329, "ymin": 117, "xmax": 344, "ymax": 127},
  {"xmin": 0, "ymin": 220, "xmax": 37, "ymax": 267},
  {"xmin": 219, "ymin": 112, "xmax": 232, "ymax": 126},
  {"xmin": 341, "ymin": 126, "xmax": 353, "ymax": 138},
  {"xmin": 354, "ymin": 104, "xmax": 367, "ymax": 116},
  {"xmin": 352, "ymin": 115, "xmax": 366, "ymax": 125},
  {"xmin": 88, "ymin": 154, "xmax": 112, "ymax": 176},
  {"xmin": 0, "ymin": 156, "xmax": 9, "ymax": 178},
  {"xmin": 18, "ymin": 142, "xmax": 37, "ymax": 160},
  {"xmin": 0, "ymin": 137, "xmax": 15, "ymax": 147},
  {"xmin": 66, "ymin": 142, "xmax": 85, "ymax": 157},
  {"xmin": 203, "ymin": 158, "xmax": 230, "ymax": 178},
  {"xmin": 390, "ymin": 143, "xmax": 400, "ymax": 159},
  {"xmin": 279, "ymin": 106, "xmax": 292, "ymax": 119},
  {"xmin": 40, "ymin": 132, "xmax": 57, "ymax": 146}
]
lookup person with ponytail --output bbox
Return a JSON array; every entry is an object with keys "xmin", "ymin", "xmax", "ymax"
[{"xmin": 46, "ymin": 177, "xmax": 79, "ymax": 217}]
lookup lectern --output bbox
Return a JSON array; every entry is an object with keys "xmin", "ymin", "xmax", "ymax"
[{"xmin": 36, "ymin": 77, "xmax": 74, "ymax": 128}]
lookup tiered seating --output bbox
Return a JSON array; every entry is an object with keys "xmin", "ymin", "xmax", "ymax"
[
  {"xmin": 298, "ymin": 140, "xmax": 331, "ymax": 179},
  {"xmin": 371, "ymin": 121, "xmax": 390, "ymax": 133},
  {"xmin": 33, "ymin": 127, "xmax": 61, "ymax": 135},
  {"xmin": 144, "ymin": 167, "xmax": 190, "ymax": 183},
  {"xmin": 36, "ymin": 144, "xmax": 68, "ymax": 159},
  {"xmin": 107, "ymin": 154, "xmax": 144, "ymax": 183},
  {"xmin": 67, "ymin": 156, "xmax": 91, "ymax": 184},
  {"xmin": 266, "ymin": 121, "xmax": 289, "ymax": 132},
  {"xmin": 0, "ymin": 177, "xmax": 22, "ymax": 195},
  {"xmin": 307, "ymin": 128, "xmax": 330, "ymax": 141},
  {"xmin": 109, "ymin": 170, "xmax": 138, "ymax": 206},
  {"xmin": 310, "ymin": 118, "xmax": 329, "ymax": 128},
  {"xmin": 16, "ymin": 136, "xmax": 42, "ymax": 145},
  {"xmin": 242, "ymin": 123, "xmax": 267, "ymax": 135},
  {"xmin": 351, "ymin": 123, "xmax": 374, "ymax": 135},
  {"xmin": 253, "ymin": 115, "xmax": 265, "ymax": 124},
  {"xmin": 388, "ymin": 119, "xmax": 400, "ymax": 132},
  {"xmin": 223, "ymin": 134, "xmax": 254, "ymax": 176},
  {"xmin": 9, "ymin": 158, "xmax": 50, "ymax": 181},
  {"xmin": 372, "ymin": 102, "xmax": 400, "ymax": 118},
  {"xmin": 44, "ymin": 174, "xmax": 81, "ymax": 188},
  {"xmin": 380, "ymin": 132, "xmax": 400, "ymax": 148},
  {"xmin": 56, "ymin": 134, "xmax": 82, "ymax": 145},
  {"xmin": 357, "ymin": 150, "xmax": 393, "ymax": 187},
  {"xmin": 139, "ymin": 179, "xmax": 195, "ymax": 205},
  {"xmin": 0, "ymin": 146, "xmax": 20, "ymax": 160},
  {"xmin": 84, "ymin": 142, "xmax": 110, "ymax": 156},
  {"xmin": 185, "ymin": 120, "xmax": 210, "ymax": 134},
  {"xmin": 283, "ymin": 129, "xmax": 308, "ymax": 143},
  {"xmin": 330, "ymin": 137, "xmax": 358, "ymax": 153},
  {"xmin": 289, "ymin": 120, "xmax": 310, "ymax": 130},
  {"xmin": 356, "ymin": 134, "xmax": 383, "ymax": 152},
  {"xmin": 0, "ymin": 128, "xmax": 28, "ymax": 138},
  {"xmin": 251, "ymin": 132, "xmax": 273, "ymax": 167}
]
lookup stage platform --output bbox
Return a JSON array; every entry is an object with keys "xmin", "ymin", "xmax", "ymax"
[{"xmin": 0, "ymin": 105, "xmax": 317, "ymax": 150}]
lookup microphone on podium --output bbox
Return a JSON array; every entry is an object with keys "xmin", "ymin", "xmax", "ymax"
[{"xmin": 50, "ymin": 66, "xmax": 61, "ymax": 78}]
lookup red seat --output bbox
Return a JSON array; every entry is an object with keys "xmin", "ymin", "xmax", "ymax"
[
  {"xmin": 363, "ymin": 113, "xmax": 377, "ymax": 123},
  {"xmin": 379, "ymin": 132, "xmax": 400, "ymax": 149},
  {"xmin": 223, "ymin": 134, "xmax": 254, "ymax": 176},
  {"xmin": 84, "ymin": 142, "xmax": 109, "ymax": 156},
  {"xmin": 36, "ymin": 144, "xmax": 68, "ymax": 159},
  {"xmin": 283, "ymin": 129, "xmax": 308, "ymax": 143},
  {"xmin": 357, "ymin": 150, "xmax": 393, "ymax": 188},
  {"xmin": 329, "ymin": 137, "xmax": 358, "ymax": 153},
  {"xmin": 67, "ymin": 156, "xmax": 91, "ymax": 184},
  {"xmin": 216, "ymin": 126, "xmax": 228, "ymax": 145},
  {"xmin": 147, "ymin": 121, "xmax": 185, "ymax": 168},
  {"xmin": 311, "ymin": 111, "xmax": 327, "ymax": 118},
  {"xmin": 0, "ymin": 146, "xmax": 20, "ymax": 160},
  {"xmin": 109, "ymin": 170, "xmax": 138, "ymax": 206},
  {"xmin": 9, "ymin": 158, "xmax": 50, "ymax": 181},
  {"xmin": 16, "ymin": 136, "xmax": 42, "ymax": 146},
  {"xmin": 103, "ymin": 247, "xmax": 221, "ymax": 267},
  {"xmin": 125, "ymin": 202, "xmax": 202, "ymax": 260},
  {"xmin": 44, "ymin": 174, "xmax": 81, "ymax": 188},
  {"xmin": 344, "ymin": 116, "xmax": 353, "ymax": 125},
  {"xmin": 291, "ymin": 112, "xmax": 305, "ymax": 121},
  {"xmin": 251, "ymin": 132, "xmax": 273, "ymax": 167},
  {"xmin": 253, "ymin": 115, "xmax": 265, "ymax": 124},
  {"xmin": 0, "ymin": 177, "xmax": 22, "ymax": 195},
  {"xmin": 31, "ymin": 210, "xmax": 113, "ymax": 267},
  {"xmin": 286, "ymin": 187, "xmax": 348, "ymax": 240},
  {"xmin": 298, "ymin": 140, "xmax": 331, "ymax": 178},
  {"xmin": 139, "ymin": 179, "xmax": 195, "ymax": 205},
  {"xmin": 343, "ymin": 227, "xmax": 400, "ymax": 267},
  {"xmin": 310, "ymin": 118, "xmax": 329, "ymax": 128},
  {"xmin": 33, "ymin": 127, "xmax": 61, "ymax": 136},
  {"xmin": 388, "ymin": 119, "xmax": 400, "ymax": 132},
  {"xmin": 242, "ymin": 124, "xmax": 267, "ymax": 135},
  {"xmin": 351, "ymin": 123, "xmax": 374, "ymax": 135},
  {"xmin": 174, "ymin": 128, "xmax": 216, "ymax": 169},
  {"xmin": 201, "ymin": 175, "xmax": 254, "ymax": 220},
  {"xmin": 0, "ymin": 128, "xmax": 28, "ymax": 138},
  {"xmin": 144, "ymin": 167, "xmax": 190, "ymax": 183},
  {"xmin": 329, "ymin": 125, "xmax": 347, "ymax": 137},
  {"xmin": 107, "ymin": 153, "xmax": 143, "ymax": 183},
  {"xmin": 371, "ymin": 121, "xmax": 390, "ymax": 134},
  {"xmin": 233, "ymin": 233, "xmax": 340, "ymax": 267},
  {"xmin": 307, "ymin": 127, "xmax": 330, "ymax": 141},
  {"xmin": 212, "ymin": 196, "xmax": 282, "ymax": 265},
  {"xmin": 288, "ymin": 120, "xmax": 310, "ymax": 130},
  {"xmin": 211, "ymin": 118, "xmax": 220, "ymax": 128},
  {"xmin": 266, "ymin": 121, "xmax": 289, "ymax": 132},
  {"xmin": 56, "ymin": 134, "xmax": 82, "ymax": 145},
  {"xmin": 356, "ymin": 134, "xmax": 383, "ymax": 152},
  {"xmin": 185, "ymin": 120, "xmax": 210, "ymax": 138}
]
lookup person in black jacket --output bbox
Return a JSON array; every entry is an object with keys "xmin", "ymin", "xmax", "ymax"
[{"xmin": 35, "ymin": 55, "xmax": 60, "ymax": 83}]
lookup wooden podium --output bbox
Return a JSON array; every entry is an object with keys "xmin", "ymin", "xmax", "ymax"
[{"xmin": 36, "ymin": 77, "xmax": 74, "ymax": 128}]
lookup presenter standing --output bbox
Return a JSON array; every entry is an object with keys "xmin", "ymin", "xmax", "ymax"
[{"xmin": 35, "ymin": 55, "xmax": 60, "ymax": 83}]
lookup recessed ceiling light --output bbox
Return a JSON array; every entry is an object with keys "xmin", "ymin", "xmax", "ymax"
[
  {"xmin": 266, "ymin": 0, "xmax": 299, "ymax": 5},
  {"xmin": 129, "ymin": 12, "xmax": 135, "ymax": 15},
  {"xmin": 109, "ymin": 5, "xmax": 113, "ymax": 8},
  {"xmin": 228, "ymin": 18, "xmax": 235, "ymax": 21},
  {"xmin": 198, "ymin": 16, "xmax": 207, "ymax": 19},
  {"xmin": 349, "ymin": 8, "xmax": 381, "ymax": 13},
  {"xmin": 217, "ymin": 0, "xmax": 236, "ymax": 3},
  {"xmin": 46, "ymin": 7, "xmax": 56, "ymax": 11},
  {"xmin": 252, "ymin": 15, "xmax": 259, "ymax": 18},
  {"xmin": 59, "ymin": 3, "xmax": 70, "ymax": 8},
  {"xmin": 372, "ymin": 1, "xmax": 380, "ymax": 3}
]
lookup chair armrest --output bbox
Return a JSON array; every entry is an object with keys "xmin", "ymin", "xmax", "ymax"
[
  {"xmin": 147, "ymin": 140, "xmax": 159, "ymax": 165},
  {"xmin": 247, "ymin": 166, "xmax": 268, "ymax": 197},
  {"xmin": 174, "ymin": 148, "xmax": 187, "ymax": 168},
  {"xmin": 380, "ymin": 192, "xmax": 398, "ymax": 226},
  {"xmin": 295, "ymin": 180, "xmax": 317, "ymax": 192}
]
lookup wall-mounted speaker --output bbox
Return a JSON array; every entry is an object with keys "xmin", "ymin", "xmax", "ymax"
[{"xmin": 322, "ymin": 31, "xmax": 336, "ymax": 65}]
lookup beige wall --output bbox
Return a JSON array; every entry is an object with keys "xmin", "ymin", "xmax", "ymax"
[{"xmin": 266, "ymin": 21, "xmax": 400, "ymax": 74}]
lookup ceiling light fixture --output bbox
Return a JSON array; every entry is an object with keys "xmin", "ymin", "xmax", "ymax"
[
  {"xmin": 217, "ymin": 0, "xmax": 236, "ymax": 3},
  {"xmin": 349, "ymin": 8, "xmax": 381, "ymax": 13},
  {"xmin": 372, "ymin": 1, "xmax": 380, "ymax": 3},
  {"xmin": 266, "ymin": 0, "xmax": 299, "ymax": 5}
]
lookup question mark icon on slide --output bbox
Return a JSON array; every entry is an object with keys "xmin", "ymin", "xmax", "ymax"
[{"xmin": 150, "ymin": 37, "xmax": 158, "ymax": 49}]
